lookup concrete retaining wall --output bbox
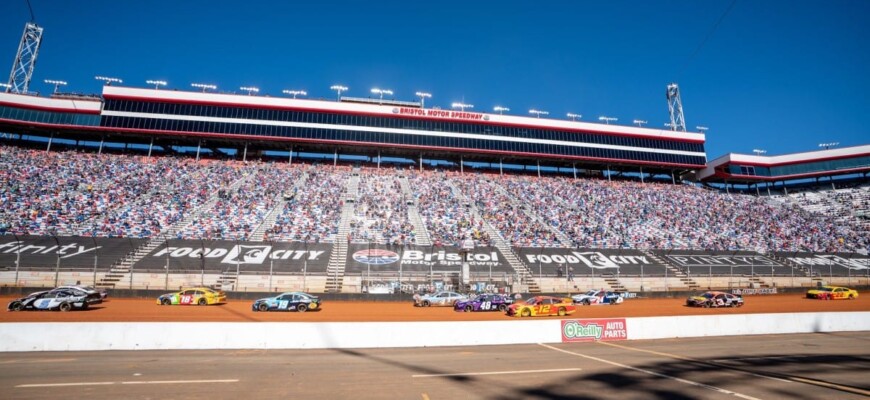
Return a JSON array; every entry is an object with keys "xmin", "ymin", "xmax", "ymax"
[{"xmin": 1, "ymin": 312, "xmax": 867, "ymax": 352}]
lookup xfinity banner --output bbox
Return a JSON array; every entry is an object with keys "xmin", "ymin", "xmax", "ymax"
[
  {"xmin": 345, "ymin": 244, "xmax": 508, "ymax": 273},
  {"xmin": 0, "ymin": 236, "xmax": 144, "ymax": 269},
  {"xmin": 514, "ymin": 248, "xmax": 666, "ymax": 275},
  {"xmin": 650, "ymin": 250, "xmax": 790, "ymax": 275},
  {"xmin": 774, "ymin": 252, "xmax": 869, "ymax": 276},
  {"xmin": 133, "ymin": 240, "xmax": 331, "ymax": 272}
]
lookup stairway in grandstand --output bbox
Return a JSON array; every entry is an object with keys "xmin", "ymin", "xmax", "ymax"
[
  {"xmin": 325, "ymin": 170, "xmax": 359, "ymax": 292},
  {"xmin": 96, "ymin": 173, "xmax": 252, "ymax": 290},
  {"xmin": 447, "ymin": 178, "xmax": 541, "ymax": 293},
  {"xmin": 397, "ymin": 174, "xmax": 433, "ymax": 246},
  {"xmin": 249, "ymin": 169, "xmax": 311, "ymax": 242},
  {"xmin": 489, "ymin": 179, "xmax": 574, "ymax": 247},
  {"xmin": 639, "ymin": 250, "xmax": 701, "ymax": 291}
]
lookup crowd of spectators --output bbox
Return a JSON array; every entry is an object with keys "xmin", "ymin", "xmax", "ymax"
[
  {"xmin": 410, "ymin": 170, "xmax": 489, "ymax": 246},
  {"xmin": 266, "ymin": 165, "xmax": 347, "ymax": 243},
  {"xmin": 349, "ymin": 167, "xmax": 416, "ymax": 245}
]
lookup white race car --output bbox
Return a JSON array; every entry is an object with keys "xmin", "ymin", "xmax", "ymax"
[
  {"xmin": 572, "ymin": 290, "xmax": 625, "ymax": 305},
  {"xmin": 413, "ymin": 291, "xmax": 468, "ymax": 307}
]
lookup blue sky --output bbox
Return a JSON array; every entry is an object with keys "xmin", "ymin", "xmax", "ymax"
[{"xmin": 1, "ymin": 0, "xmax": 867, "ymax": 159}]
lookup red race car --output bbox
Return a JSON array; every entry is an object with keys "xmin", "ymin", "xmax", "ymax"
[{"xmin": 506, "ymin": 296, "xmax": 577, "ymax": 317}]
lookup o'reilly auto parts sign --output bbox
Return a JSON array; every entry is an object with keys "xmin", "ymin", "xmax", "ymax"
[{"xmin": 134, "ymin": 240, "xmax": 330, "ymax": 272}]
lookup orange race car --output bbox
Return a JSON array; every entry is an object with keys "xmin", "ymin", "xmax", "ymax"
[{"xmin": 506, "ymin": 296, "xmax": 577, "ymax": 317}]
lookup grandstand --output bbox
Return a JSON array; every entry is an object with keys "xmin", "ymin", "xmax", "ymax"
[{"xmin": 1, "ymin": 84, "xmax": 868, "ymax": 294}]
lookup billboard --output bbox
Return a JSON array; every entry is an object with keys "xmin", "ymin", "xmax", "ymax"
[
  {"xmin": 774, "ymin": 252, "xmax": 869, "ymax": 276},
  {"xmin": 515, "ymin": 247, "xmax": 666, "ymax": 275},
  {"xmin": 0, "ymin": 236, "xmax": 144, "ymax": 270},
  {"xmin": 133, "ymin": 240, "xmax": 331, "ymax": 272},
  {"xmin": 562, "ymin": 318, "xmax": 628, "ymax": 342},
  {"xmin": 345, "ymin": 244, "xmax": 510, "ymax": 274}
]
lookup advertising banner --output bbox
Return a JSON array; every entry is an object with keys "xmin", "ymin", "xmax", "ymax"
[
  {"xmin": 0, "ymin": 236, "xmax": 144, "ymax": 270},
  {"xmin": 515, "ymin": 247, "xmax": 666, "ymax": 275},
  {"xmin": 133, "ymin": 240, "xmax": 331, "ymax": 272},
  {"xmin": 562, "ymin": 318, "xmax": 628, "ymax": 342},
  {"xmin": 345, "ymin": 244, "xmax": 510, "ymax": 274},
  {"xmin": 774, "ymin": 252, "xmax": 869, "ymax": 276},
  {"xmin": 650, "ymin": 250, "xmax": 789, "ymax": 276}
]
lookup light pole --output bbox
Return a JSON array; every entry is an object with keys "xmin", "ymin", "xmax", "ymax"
[
  {"xmin": 282, "ymin": 89, "xmax": 307, "ymax": 98},
  {"xmin": 51, "ymin": 232, "xmax": 61, "ymax": 287},
  {"xmin": 91, "ymin": 235, "xmax": 99, "ymax": 287},
  {"xmin": 191, "ymin": 83, "xmax": 217, "ymax": 93},
  {"xmin": 146, "ymin": 80, "xmax": 167, "ymax": 90},
  {"xmin": 818, "ymin": 142, "xmax": 839, "ymax": 150},
  {"xmin": 566, "ymin": 113, "xmax": 581, "ymax": 121},
  {"xmin": 95, "ymin": 76, "xmax": 122, "ymax": 86},
  {"xmin": 696, "ymin": 126, "xmax": 709, "ymax": 133},
  {"xmin": 13, "ymin": 234, "xmax": 22, "ymax": 286},
  {"xmin": 330, "ymin": 85, "xmax": 348, "ymax": 101},
  {"xmin": 451, "ymin": 102, "xmax": 473, "ymax": 112},
  {"xmin": 371, "ymin": 88, "xmax": 393, "ymax": 104},
  {"xmin": 493, "ymin": 106, "xmax": 510, "ymax": 115},
  {"xmin": 415, "ymin": 91, "xmax": 431, "ymax": 108},
  {"xmin": 752, "ymin": 149, "xmax": 767, "ymax": 156},
  {"xmin": 529, "ymin": 109, "xmax": 549, "ymax": 118},
  {"xmin": 44, "ymin": 79, "xmax": 67, "ymax": 93},
  {"xmin": 240, "ymin": 86, "xmax": 259, "ymax": 96},
  {"xmin": 598, "ymin": 116, "xmax": 617, "ymax": 125},
  {"xmin": 633, "ymin": 119, "xmax": 647, "ymax": 127}
]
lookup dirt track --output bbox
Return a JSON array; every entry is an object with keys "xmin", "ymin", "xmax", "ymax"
[{"xmin": 1, "ymin": 294, "xmax": 868, "ymax": 322}]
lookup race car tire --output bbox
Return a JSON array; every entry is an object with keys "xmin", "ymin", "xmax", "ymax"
[
  {"xmin": 198, "ymin": 298, "xmax": 207, "ymax": 306},
  {"xmin": 558, "ymin": 307, "xmax": 567, "ymax": 316},
  {"xmin": 849, "ymin": 294, "xmax": 855, "ymax": 300},
  {"xmin": 10, "ymin": 302, "xmax": 23, "ymax": 311},
  {"xmin": 582, "ymin": 299, "xmax": 591, "ymax": 306},
  {"xmin": 422, "ymin": 300, "xmax": 430, "ymax": 307},
  {"xmin": 258, "ymin": 303, "xmax": 269, "ymax": 312},
  {"xmin": 297, "ymin": 303, "xmax": 308, "ymax": 313},
  {"xmin": 497, "ymin": 304, "xmax": 507, "ymax": 312},
  {"xmin": 703, "ymin": 302, "xmax": 711, "ymax": 308},
  {"xmin": 521, "ymin": 308, "xmax": 531, "ymax": 317},
  {"xmin": 81, "ymin": 302, "xmax": 89, "ymax": 310},
  {"xmin": 59, "ymin": 302, "xmax": 72, "ymax": 312},
  {"xmin": 464, "ymin": 305, "xmax": 473, "ymax": 312},
  {"xmin": 161, "ymin": 298, "xmax": 172, "ymax": 305}
]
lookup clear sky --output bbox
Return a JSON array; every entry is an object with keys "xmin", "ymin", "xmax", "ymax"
[{"xmin": 1, "ymin": 0, "xmax": 867, "ymax": 159}]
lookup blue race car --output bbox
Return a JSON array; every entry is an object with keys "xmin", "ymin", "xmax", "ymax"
[
  {"xmin": 8, "ymin": 289, "xmax": 91, "ymax": 312},
  {"xmin": 251, "ymin": 292, "xmax": 320, "ymax": 312},
  {"xmin": 454, "ymin": 293, "xmax": 514, "ymax": 312}
]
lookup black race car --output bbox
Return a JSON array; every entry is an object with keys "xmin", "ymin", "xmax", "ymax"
[{"xmin": 8, "ymin": 289, "xmax": 91, "ymax": 312}]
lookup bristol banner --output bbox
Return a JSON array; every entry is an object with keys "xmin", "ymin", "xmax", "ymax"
[
  {"xmin": 345, "ymin": 244, "xmax": 509, "ymax": 273},
  {"xmin": 0, "ymin": 236, "xmax": 145, "ymax": 270},
  {"xmin": 133, "ymin": 240, "xmax": 331, "ymax": 272},
  {"xmin": 514, "ymin": 247, "xmax": 666, "ymax": 275},
  {"xmin": 562, "ymin": 318, "xmax": 628, "ymax": 342}
]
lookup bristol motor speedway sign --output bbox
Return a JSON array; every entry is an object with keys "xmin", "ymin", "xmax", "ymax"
[
  {"xmin": 562, "ymin": 318, "xmax": 628, "ymax": 342},
  {"xmin": 133, "ymin": 240, "xmax": 331, "ymax": 272},
  {"xmin": 345, "ymin": 244, "xmax": 507, "ymax": 273}
]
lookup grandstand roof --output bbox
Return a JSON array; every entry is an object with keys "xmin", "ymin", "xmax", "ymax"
[{"xmin": 699, "ymin": 145, "xmax": 870, "ymax": 183}]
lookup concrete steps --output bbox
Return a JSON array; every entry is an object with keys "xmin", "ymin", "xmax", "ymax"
[{"xmin": 325, "ymin": 172, "xmax": 358, "ymax": 293}]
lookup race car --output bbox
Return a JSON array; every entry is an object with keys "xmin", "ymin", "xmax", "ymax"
[
  {"xmin": 686, "ymin": 291, "xmax": 744, "ymax": 308},
  {"xmin": 8, "ymin": 289, "xmax": 91, "ymax": 312},
  {"xmin": 806, "ymin": 286, "xmax": 858, "ymax": 300},
  {"xmin": 572, "ymin": 289, "xmax": 624, "ymax": 306},
  {"xmin": 252, "ymin": 292, "xmax": 320, "ymax": 312},
  {"xmin": 506, "ymin": 296, "xmax": 577, "ymax": 317},
  {"xmin": 454, "ymin": 293, "xmax": 514, "ymax": 312},
  {"xmin": 52, "ymin": 285, "xmax": 106, "ymax": 304},
  {"xmin": 156, "ymin": 287, "xmax": 226, "ymax": 306},
  {"xmin": 413, "ymin": 291, "xmax": 468, "ymax": 307}
]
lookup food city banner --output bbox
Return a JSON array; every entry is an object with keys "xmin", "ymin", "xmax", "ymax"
[
  {"xmin": 773, "ymin": 252, "xmax": 870, "ymax": 276},
  {"xmin": 0, "ymin": 235, "xmax": 145, "ymax": 269},
  {"xmin": 345, "ymin": 244, "xmax": 508, "ymax": 273},
  {"xmin": 133, "ymin": 240, "xmax": 331, "ymax": 272},
  {"xmin": 514, "ymin": 247, "xmax": 667, "ymax": 275},
  {"xmin": 562, "ymin": 318, "xmax": 628, "ymax": 342}
]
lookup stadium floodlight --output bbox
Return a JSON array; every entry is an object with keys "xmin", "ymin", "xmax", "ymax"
[
  {"xmin": 240, "ymin": 86, "xmax": 259, "ymax": 96},
  {"xmin": 752, "ymin": 149, "xmax": 767, "ymax": 156},
  {"xmin": 371, "ymin": 88, "xmax": 393, "ymax": 103},
  {"xmin": 191, "ymin": 83, "xmax": 217, "ymax": 92},
  {"xmin": 696, "ymin": 126, "xmax": 709, "ymax": 132},
  {"xmin": 43, "ymin": 79, "xmax": 67, "ymax": 93},
  {"xmin": 818, "ymin": 142, "xmax": 839, "ymax": 149},
  {"xmin": 95, "ymin": 76, "xmax": 122, "ymax": 86},
  {"xmin": 493, "ymin": 106, "xmax": 510, "ymax": 115},
  {"xmin": 415, "ymin": 91, "xmax": 432, "ymax": 108},
  {"xmin": 529, "ymin": 109, "xmax": 549, "ymax": 118},
  {"xmin": 330, "ymin": 84, "xmax": 348, "ymax": 101},
  {"xmin": 664, "ymin": 123, "xmax": 672, "ymax": 127},
  {"xmin": 0, "ymin": 83, "xmax": 11, "ymax": 91},
  {"xmin": 598, "ymin": 116, "xmax": 617, "ymax": 125},
  {"xmin": 146, "ymin": 80, "xmax": 167, "ymax": 90},
  {"xmin": 282, "ymin": 89, "xmax": 307, "ymax": 99},
  {"xmin": 451, "ymin": 102, "xmax": 473, "ymax": 112},
  {"xmin": 566, "ymin": 113, "xmax": 582, "ymax": 121},
  {"xmin": 633, "ymin": 119, "xmax": 648, "ymax": 127}
]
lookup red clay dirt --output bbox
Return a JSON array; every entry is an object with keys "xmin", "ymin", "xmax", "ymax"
[{"xmin": 1, "ymin": 294, "xmax": 868, "ymax": 323}]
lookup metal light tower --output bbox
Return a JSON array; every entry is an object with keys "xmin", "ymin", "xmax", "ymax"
[
  {"xmin": 633, "ymin": 119, "xmax": 647, "ymax": 127},
  {"xmin": 330, "ymin": 85, "xmax": 348, "ymax": 101},
  {"xmin": 240, "ymin": 86, "xmax": 259, "ymax": 96},
  {"xmin": 415, "ymin": 91, "xmax": 431, "ymax": 108},
  {"xmin": 818, "ymin": 142, "xmax": 839, "ymax": 150},
  {"xmin": 598, "ymin": 116, "xmax": 617, "ymax": 125},
  {"xmin": 371, "ymin": 88, "xmax": 393, "ymax": 103},
  {"xmin": 566, "ymin": 113, "xmax": 581, "ymax": 121},
  {"xmin": 6, "ymin": 22, "xmax": 43, "ymax": 94},
  {"xmin": 283, "ymin": 89, "xmax": 307, "ymax": 98},
  {"xmin": 696, "ymin": 126, "xmax": 709, "ymax": 133},
  {"xmin": 752, "ymin": 149, "xmax": 767, "ymax": 156},
  {"xmin": 529, "ymin": 109, "xmax": 548, "ymax": 118},
  {"xmin": 44, "ymin": 79, "xmax": 67, "ymax": 93},
  {"xmin": 666, "ymin": 83, "xmax": 687, "ymax": 132},
  {"xmin": 95, "ymin": 76, "xmax": 122, "ymax": 86},
  {"xmin": 493, "ymin": 106, "xmax": 510, "ymax": 115},
  {"xmin": 451, "ymin": 102, "xmax": 473, "ymax": 112},
  {"xmin": 146, "ymin": 80, "xmax": 167, "ymax": 90},
  {"xmin": 191, "ymin": 83, "xmax": 217, "ymax": 93}
]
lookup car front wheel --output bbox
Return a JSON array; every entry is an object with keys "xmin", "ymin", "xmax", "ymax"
[
  {"xmin": 498, "ymin": 304, "xmax": 507, "ymax": 312},
  {"xmin": 10, "ymin": 302, "xmax": 23, "ymax": 311},
  {"xmin": 161, "ymin": 298, "xmax": 172, "ymax": 305},
  {"xmin": 422, "ymin": 300, "xmax": 430, "ymax": 307},
  {"xmin": 258, "ymin": 303, "xmax": 269, "ymax": 312}
]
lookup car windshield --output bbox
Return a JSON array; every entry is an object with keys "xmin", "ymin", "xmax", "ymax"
[
  {"xmin": 585, "ymin": 290, "xmax": 597, "ymax": 296},
  {"xmin": 701, "ymin": 293, "xmax": 715, "ymax": 299}
]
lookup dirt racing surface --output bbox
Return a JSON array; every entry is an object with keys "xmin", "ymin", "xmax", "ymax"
[{"xmin": 2, "ymin": 294, "xmax": 868, "ymax": 323}]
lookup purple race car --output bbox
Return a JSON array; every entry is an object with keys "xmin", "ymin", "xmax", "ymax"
[{"xmin": 454, "ymin": 293, "xmax": 514, "ymax": 312}]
